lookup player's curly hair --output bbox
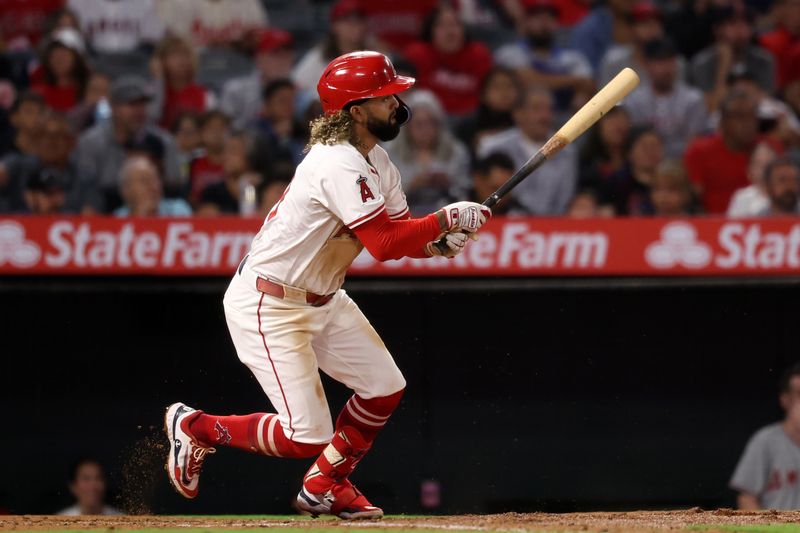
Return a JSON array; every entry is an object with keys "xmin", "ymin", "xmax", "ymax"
[{"xmin": 306, "ymin": 110, "xmax": 355, "ymax": 151}]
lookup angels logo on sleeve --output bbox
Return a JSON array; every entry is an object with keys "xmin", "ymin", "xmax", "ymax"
[{"xmin": 357, "ymin": 175, "xmax": 375, "ymax": 203}]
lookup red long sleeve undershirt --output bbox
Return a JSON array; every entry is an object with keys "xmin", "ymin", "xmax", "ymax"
[{"xmin": 352, "ymin": 208, "xmax": 442, "ymax": 261}]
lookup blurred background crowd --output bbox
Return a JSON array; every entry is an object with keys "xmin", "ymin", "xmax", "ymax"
[{"xmin": 1, "ymin": 0, "xmax": 800, "ymax": 220}]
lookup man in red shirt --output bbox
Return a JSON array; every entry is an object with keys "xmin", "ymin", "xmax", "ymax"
[
  {"xmin": 403, "ymin": 4, "xmax": 493, "ymax": 116},
  {"xmin": 684, "ymin": 89, "xmax": 759, "ymax": 214}
]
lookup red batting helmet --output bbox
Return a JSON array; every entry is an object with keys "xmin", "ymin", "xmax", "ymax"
[{"xmin": 317, "ymin": 51, "xmax": 415, "ymax": 124}]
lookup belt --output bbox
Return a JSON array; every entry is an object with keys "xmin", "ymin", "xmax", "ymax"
[{"xmin": 255, "ymin": 277, "xmax": 335, "ymax": 307}]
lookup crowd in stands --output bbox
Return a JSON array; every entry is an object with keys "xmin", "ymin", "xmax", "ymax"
[{"xmin": 1, "ymin": 0, "xmax": 799, "ymax": 219}]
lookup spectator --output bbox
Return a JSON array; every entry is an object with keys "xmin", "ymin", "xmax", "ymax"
[
  {"xmin": 666, "ymin": 0, "xmax": 727, "ymax": 60},
  {"xmin": 403, "ymin": 4, "xmax": 493, "ymax": 116},
  {"xmin": 252, "ymin": 79, "xmax": 306, "ymax": 167},
  {"xmin": 5, "ymin": 92, "xmax": 45, "ymax": 157},
  {"xmin": 157, "ymin": 0, "xmax": 268, "ymax": 49},
  {"xmin": 494, "ymin": 0, "xmax": 593, "ymax": 115},
  {"xmin": 220, "ymin": 29, "xmax": 295, "ymax": 129},
  {"xmin": 471, "ymin": 152, "xmax": 529, "ymax": 215},
  {"xmin": 759, "ymin": 0, "xmax": 800, "ymax": 91},
  {"xmin": 684, "ymin": 89, "xmax": 759, "ymax": 214},
  {"xmin": 500, "ymin": 0, "xmax": 590, "ymax": 28},
  {"xmin": 197, "ymin": 131, "xmax": 262, "ymax": 216},
  {"xmin": 151, "ymin": 35, "xmax": 215, "ymax": 129},
  {"xmin": 567, "ymin": 188, "xmax": 605, "ymax": 217},
  {"xmin": 68, "ymin": 0, "xmax": 163, "ymax": 54},
  {"xmin": 22, "ymin": 167, "xmax": 70, "ymax": 214},
  {"xmin": 30, "ymin": 28, "xmax": 90, "ymax": 113},
  {"xmin": 57, "ymin": 458, "xmax": 121, "ymax": 516},
  {"xmin": 478, "ymin": 87, "xmax": 577, "ymax": 214},
  {"xmin": 599, "ymin": 1, "xmax": 685, "ymax": 86},
  {"xmin": 690, "ymin": 4, "xmax": 775, "ymax": 112},
  {"xmin": 292, "ymin": 0, "xmax": 369, "ymax": 93},
  {"xmin": 67, "ymin": 71, "xmax": 111, "ymax": 133},
  {"xmin": 42, "ymin": 6, "xmax": 82, "ymax": 37},
  {"xmin": 257, "ymin": 166, "xmax": 293, "ymax": 219},
  {"xmin": 358, "ymin": 0, "xmax": 439, "ymax": 52},
  {"xmin": 384, "ymin": 90, "xmax": 471, "ymax": 215},
  {"xmin": 456, "ymin": 67, "xmax": 522, "ymax": 152},
  {"xmin": 728, "ymin": 140, "xmax": 778, "ymax": 217},
  {"xmin": 570, "ymin": 0, "xmax": 635, "ymax": 74},
  {"xmin": 187, "ymin": 110, "xmax": 229, "ymax": 205},
  {"xmin": 604, "ymin": 128, "xmax": 665, "ymax": 214},
  {"xmin": 758, "ymin": 156, "xmax": 800, "ymax": 215},
  {"xmin": 649, "ymin": 159, "xmax": 695, "ymax": 216},
  {"xmin": 74, "ymin": 76, "xmax": 182, "ymax": 212},
  {"xmin": 579, "ymin": 105, "xmax": 631, "ymax": 191},
  {"xmin": 731, "ymin": 362, "xmax": 800, "ymax": 509},
  {"xmin": 0, "ymin": 0, "xmax": 66, "ymax": 51},
  {"xmin": 114, "ymin": 155, "xmax": 191, "ymax": 217},
  {"xmin": 172, "ymin": 112, "xmax": 202, "ymax": 171},
  {"xmin": 623, "ymin": 38, "xmax": 707, "ymax": 158}
]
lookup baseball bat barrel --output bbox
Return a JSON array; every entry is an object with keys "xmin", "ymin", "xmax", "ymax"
[{"xmin": 431, "ymin": 68, "xmax": 640, "ymax": 254}]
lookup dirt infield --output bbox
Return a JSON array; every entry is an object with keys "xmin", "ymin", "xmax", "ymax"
[{"xmin": 4, "ymin": 510, "xmax": 800, "ymax": 533}]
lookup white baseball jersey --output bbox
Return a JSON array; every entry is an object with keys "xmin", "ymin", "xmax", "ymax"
[{"xmin": 248, "ymin": 142, "xmax": 411, "ymax": 296}]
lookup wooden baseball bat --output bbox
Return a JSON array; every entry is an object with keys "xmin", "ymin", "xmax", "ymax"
[{"xmin": 433, "ymin": 68, "xmax": 640, "ymax": 252}]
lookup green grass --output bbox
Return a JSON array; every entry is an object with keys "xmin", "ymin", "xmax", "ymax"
[{"xmin": 692, "ymin": 525, "xmax": 800, "ymax": 533}]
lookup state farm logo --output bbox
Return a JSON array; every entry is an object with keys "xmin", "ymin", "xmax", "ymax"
[
  {"xmin": 0, "ymin": 221, "xmax": 41, "ymax": 267},
  {"xmin": 645, "ymin": 222, "xmax": 712, "ymax": 269}
]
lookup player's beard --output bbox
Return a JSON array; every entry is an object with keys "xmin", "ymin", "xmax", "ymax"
[{"xmin": 366, "ymin": 113, "xmax": 401, "ymax": 142}]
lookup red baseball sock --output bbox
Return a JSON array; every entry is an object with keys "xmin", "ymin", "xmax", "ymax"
[
  {"xmin": 303, "ymin": 389, "xmax": 404, "ymax": 494},
  {"xmin": 188, "ymin": 412, "xmax": 325, "ymax": 458}
]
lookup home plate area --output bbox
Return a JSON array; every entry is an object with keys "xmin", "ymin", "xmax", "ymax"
[{"xmin": 5, "ymin": 510, "xmax": 800, "ymax": 533}]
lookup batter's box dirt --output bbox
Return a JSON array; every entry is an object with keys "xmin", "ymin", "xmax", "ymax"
[{"xmin": 4, "ymin": 510, "xmax": 800, "ymax": 533}]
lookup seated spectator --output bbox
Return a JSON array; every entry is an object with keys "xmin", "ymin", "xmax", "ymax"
[
  {"xmin": 31, "ymin": 28, "xmax": 89, "ymax": 112},
  {"xmin": 500, "ymin": 0, "xmax": 590, "ymax": 28},
  {"xmin": 67, "ymin": 71, "xmax": 111, "ymax": 133},
  {"xmin": 403, "ymin": 4, "xmax": 493, "ymax": 116},
  {"xmin": 599, "ymin": 1, "xmax": 685, "ymax": 86},
  {"xmin": 570, "ymin": 0, "xmax": 635, "ymax": 74},
  {"xmin": 494, "ymin": 0, "xmax": 593, "ymax": 116},
  {"xmin": 757, "ymin": 156, "xmax": 800, "ymax": 215},
  {"xmin": 649, "ymin": 160, "xmax": 696, "ymax": 216},
  {"xmin": 197, "ymin": 131, "xmax": 262, "ymax": 216},
  {"xmin": 684, "ymin": 89, "xmax": 759, "ymax": 214},
  {"xmin": 358, "ymin": 0, "xmax": 439, "ymax": 52},
  {"xmin": 151, "ymin": 35, "xmax": 215, "ymax": 129},
  {"xmin": 157, "ymin": 0, "xmax": 268, "ymax": 49},
  {"xmin": 42, "ymin": 6, "xmax": 82, "ymax": 37},
  {"xmin": 172, "ymin": 112, "xmax": 202, "ymax": 182},
  {"xmin": 220, "ymin": 29, "xmax": 295, "ymax": 129},
  {"xmin": 477, "ymin": 88, "xmax": 577, "ymax": 214},
  {"xmin": 30, "ymin": 28, "xmax": 90, "ymax": 113},
  {"xmin": 57, "ymin": 458, "xmax": 121, "ymax": 516},
  {"xmin": 74, "ymin": 76, "xmax": 182, "ymax": 212},
  {"xmin": 6, "ymin": 92, "xmax": 46, "ymax": 157},
  {"xmin": 252, "ymin": 79, "xmax": 306, "ymax": 167},
  {"xmin": 690, "ymin": 4, "xmax": 775, "ymax": 112},
  {"xmin": 187, "ymin": 110, "xmax": 229, "ymax": 205},
  {"xmin": 759, "ymin": 0, "xmax": 800, "ymax": 91},
  {"xmin": 456, "ymin": 68, "xmax": 522, "ymax": 152},
  {"xmin": 292, "ymin": 0, "xmax": 369, "ymax": 93},
  {"xmin": 384, "ymin": 90, "xmax": 470, "ymax": 215},
  {"xmin": 623, "ymin": 38, "xmax": 707, "ymax": 158},
  {"xmin": 604, "ymin": 128, "xmax": 665, "ymax": 214},
  {"xmin": 257, "ymin": 170, "xmax": 292, "ymax": 220},
  {"xmin": 471, "ymin": 152, "xmax": 529, "ymax": 215},
  {"xmin": 22, "ymin": 167, "xmax": 70, "ymax": 214},
  {"xmin": 579, "ymin": 105, "xmax": 631, "ymax": 191},
  {"xmin": 567, "ymin": 188, "xmax": 605, "ymax": 217},
  {"xmin": 728, "ymin": 141, "xmax": 778, "ymax": 217},
  {"xmin": 114, "ymin": 155, "xmax": 191, "ymax": 217},
  {"xmin": 8, "ymin": 112, "xmax": 99, "ymax": 214},
  {"xmin": 68, "ymin": 0, "xmax": 163, "ymax": 54},
  {"xmin": 731, "ymin": 362, "xmax": 800, "ymax": 509}
]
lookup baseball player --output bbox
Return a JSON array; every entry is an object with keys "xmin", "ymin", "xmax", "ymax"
[{"xmin": 164, "ymin": 51, "xmax": 491, "ymax": 519}]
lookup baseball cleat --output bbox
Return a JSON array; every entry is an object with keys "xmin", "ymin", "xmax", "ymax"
[
  {"xmin": 164, "ymin": 402, "xmax": 215, "ymax": 499},
  {"xmin": 295, "ymin": 480, "xmax": 383, "ymax": 520}
]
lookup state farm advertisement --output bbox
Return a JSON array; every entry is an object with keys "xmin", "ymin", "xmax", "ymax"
[{"xmin": 1, "ymin": 216, "xmax": 800, "ymax": 276}]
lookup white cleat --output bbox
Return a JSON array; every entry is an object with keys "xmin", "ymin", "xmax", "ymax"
[{"xmin": 164, "ymin": 402, "xmax": 215, "ymax": 499}]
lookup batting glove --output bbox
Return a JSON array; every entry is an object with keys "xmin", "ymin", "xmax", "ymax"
[
  {"xmin": 436, "ymin": 201, "xmax": 492, "ymax": 233},
  {"xmin": 425, "ymin": 231, "xmax": 469, "ymax": 258}
]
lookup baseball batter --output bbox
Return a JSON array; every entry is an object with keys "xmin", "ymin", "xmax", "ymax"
[{"xmin": 165, "ymin": 51, "xmax": 491, "ymax": 519}]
